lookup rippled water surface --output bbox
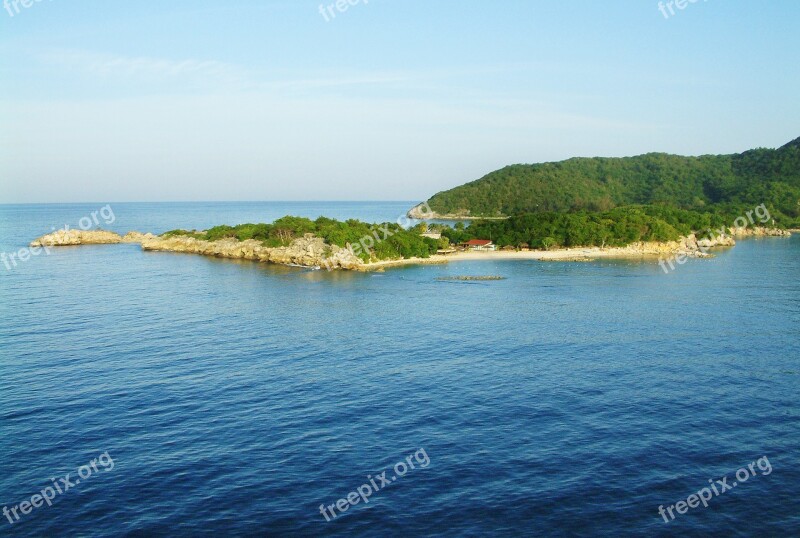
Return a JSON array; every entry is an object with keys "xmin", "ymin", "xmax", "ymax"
[{"xmin": 1, "ymin": 202, "xmax": 798, "ymax": 537}]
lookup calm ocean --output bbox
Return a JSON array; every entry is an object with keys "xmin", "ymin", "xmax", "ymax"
[{"xmin": 1, "ymin": 202, "xmax": 798, "ymax": 537}]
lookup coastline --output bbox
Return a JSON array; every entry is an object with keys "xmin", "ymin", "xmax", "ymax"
[
  {"xmin": 407, "ymin": 203, "xmax": 508, "ymax": 221},
  {"xmin": 359, "ymin": 243, "xmax": 717, "ymax": 271},
  {"xmin": 30, "ymin": 226, "xmax": 792, "ymax": 273}
]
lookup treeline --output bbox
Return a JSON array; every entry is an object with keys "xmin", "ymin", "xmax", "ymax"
[
  {"xmin": 425, "ymin": 137, "xmax": 800, "ymax": 227},
  {"xmin": 438, "ymin": 205, "xmax": 761, "ymax": 250},
  {"xmin": 164, "ymin": 216, "xmax": 439, "ymax": 262}
]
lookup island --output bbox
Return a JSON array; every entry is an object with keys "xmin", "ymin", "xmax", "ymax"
[
  {"xmin": 30, "ymin": 214, "xmax": 790, "ymax": 273},
  {"xmin": 29, "ymin": 138, "xmax": 798, "ymax": 271}
]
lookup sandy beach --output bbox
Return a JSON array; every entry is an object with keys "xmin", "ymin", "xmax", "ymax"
[{"xmin": 359, "ymin": 245, "xmax": 674, "ymax": 271}]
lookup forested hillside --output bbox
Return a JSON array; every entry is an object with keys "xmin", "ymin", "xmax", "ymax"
[{"xmin": 424, "ymin": 137, "xmax": 800, "ymax": 225}]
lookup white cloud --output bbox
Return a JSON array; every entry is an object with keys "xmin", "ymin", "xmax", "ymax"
[{"xmin": 41, "ymin": 49, "xmax": 248, "ymax": 85}]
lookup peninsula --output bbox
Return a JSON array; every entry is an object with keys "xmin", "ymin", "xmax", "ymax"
[
  {"xmin": 30, "ymin": 217, "xmax": 790, "ymax": 273},
  {"xmin": 29, "ymin": 138, "xmax": 799, "ymax": 271}
]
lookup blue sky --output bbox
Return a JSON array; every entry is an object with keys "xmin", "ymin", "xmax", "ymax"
[{"xmin": 1, "ymin": 0, "xmax": 799, "ymax": 203}]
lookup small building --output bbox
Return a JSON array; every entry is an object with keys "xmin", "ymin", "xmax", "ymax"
[
  {"xmin": 519, "ymin": 243, "xmax": 530, "ymax": 251},
  {"xmin": 463, "ymin": 239, "xmax": 496, "ymax": 251},
  {"xmin": 500, "ymin": 245, "xmax": 516, "ymax": 251}
]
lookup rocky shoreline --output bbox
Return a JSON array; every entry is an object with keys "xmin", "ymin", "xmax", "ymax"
[
  {"xmin": 140, "ymin": 233, "xmax": 365, "ymax": 270},
  {"xmin": 29, "ymin": 229, "xmax": 151, "ymax": 246},
  {"xmin": 29, "ymin": 226, "xmax": 791, "ymax": 272},
  {"xmin": 730, "ymin": 226, "xmax": 792, "ymax": 237},
  {"xmin": 406, "ymin": 203, "xmax": 508, "ymax": 220},
  {"xmin": 30, "ymin": 229, "xmax": 365, "ymax": 270}
]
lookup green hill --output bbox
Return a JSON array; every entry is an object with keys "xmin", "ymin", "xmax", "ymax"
[{"xmin": 422, "ymin": 137, "xmax": 800, "ymax": 225}]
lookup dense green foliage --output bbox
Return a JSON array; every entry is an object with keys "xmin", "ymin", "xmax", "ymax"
[
  {"xmin": 426, "ymin": 137, "xmax": 800, "ymax": 227},
  {"xmin": 163, "ymin": 216, "xmax": 438, "ymax": 262},
  {"xmin": 440, "ymin": 205, "xmax": 757, "ymax": 250},
  {"xmin": 161, "ymin": 139, "xmax": 800, "ymax": 260}
]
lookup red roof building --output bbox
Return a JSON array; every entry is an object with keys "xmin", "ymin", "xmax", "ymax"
[{"xmin": 463, "ymin": 239, "xmax": 496, "ymax": 251}]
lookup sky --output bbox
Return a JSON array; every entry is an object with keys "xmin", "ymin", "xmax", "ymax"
[{"xmin": 1, "ymin": 0, "xmax": 799, "ymax": 203}]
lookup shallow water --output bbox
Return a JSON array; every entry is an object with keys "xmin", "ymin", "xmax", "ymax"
[{"xmin": 1, "ymin": 202, "xmax": 798, "ymax": 536}]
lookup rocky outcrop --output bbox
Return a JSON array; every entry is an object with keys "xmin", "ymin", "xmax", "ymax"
[
  {"xmin": 407, "ymin": 203, "xmax": 439, "ymax": 219},
  {"xmin": 29, "ymin": 229, "xmax": 366, "ymax": 270},
  {"xmin": 691, "ymin": 232, "xmax": 736, "ymax": 253},
  {"xmin": 30, "ymin": 229, "xmax": 156, "ymax": 247},
  {"xmin": 614, "ymin": 232, "xmax": 736, "ymax": 259},
  {"xmin": 122, "ymin": 231, "xmax": 157, "ymax": 243},
  {"xmin": 406, "ymin": 203, "xmax": 507, "ymax": 220},
  {"xmin": 139, "ymin": 233, "xmax": 365, "ymax": 270},
  {"xmin": 30, "ymin": 229, "xmax": 123, "ymax": 247},
  {"xmin": 730, "ymin": 227, "xmax": 792, "ymax": 237}
]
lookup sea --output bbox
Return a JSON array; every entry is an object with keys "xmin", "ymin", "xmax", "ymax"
[{"xmin": 1, "ymin": 202, "xmax": 798, "ymax": 537}]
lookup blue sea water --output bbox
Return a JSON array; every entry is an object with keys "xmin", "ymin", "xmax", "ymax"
[{"xmin": 0, "ymin": 202, "xmax": 798, "ymax": 537}]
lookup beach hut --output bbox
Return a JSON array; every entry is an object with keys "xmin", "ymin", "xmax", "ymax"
[{"xmin": 463, "ymin": 239, "xmax": 496, "ymax": 251}]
